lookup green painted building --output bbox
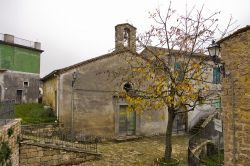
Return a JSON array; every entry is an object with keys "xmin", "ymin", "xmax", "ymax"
[
  {"xmin": 0, "ymin": 34, "xmax": 43, "ymax": 103},
  {"xmin": 0, "ymin": 34, "xmax": 42, "ymax": 73}
]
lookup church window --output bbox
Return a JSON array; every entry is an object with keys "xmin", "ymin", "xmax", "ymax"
[{"xmin": 123, "ymin": 82, "xmax": 133, "ymax": 92}]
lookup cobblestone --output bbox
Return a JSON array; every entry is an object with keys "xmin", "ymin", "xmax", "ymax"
[{"xmin": 80, "ymin": 135, "xmax": 188, "ymax": 166}]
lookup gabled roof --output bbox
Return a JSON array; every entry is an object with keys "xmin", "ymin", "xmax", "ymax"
[
  {"xmin": 141, "ymin": 46, "xmax": 212, "ymax": 60},
  {"xmin": 41, "ymin": 49, "xmax": 139, "ymax": 81},
  {"xmin": 217, "ymin": 25, "xmax": 250, "ymax": 44},
  {"xmin": 42, "ymin": 46, "xmax": 215, "ymax": 81}
]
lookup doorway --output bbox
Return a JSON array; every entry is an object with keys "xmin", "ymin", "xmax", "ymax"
[
  {"xmin": 119, "ymin": 105, "xmax": 136, "ymax": 135},
  {"xmin": 172, "ymin": 113, "xmax": 187, "ymax": 134},
  {"xmin": 16, "ymin": 90, "xmax": 23, "ymax": 104}
]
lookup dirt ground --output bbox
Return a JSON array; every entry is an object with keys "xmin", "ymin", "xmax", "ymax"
[{"xmin": 79, "ymin": 135, "xmax": 188, "ymax": 166}]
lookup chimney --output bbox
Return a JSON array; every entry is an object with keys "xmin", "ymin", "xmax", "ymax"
[{"xmin": 4, "ymin": 34, "xmax": 14, "ymax": 43}]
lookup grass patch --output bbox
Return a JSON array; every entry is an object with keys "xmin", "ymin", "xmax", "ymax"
[
  {"xmin": 15, "ymin": 103, "xmax": 56, "ymax": 124},
  {"xmin": 201, "ymin": 149, "xmax": 224, "ymax": 166}
]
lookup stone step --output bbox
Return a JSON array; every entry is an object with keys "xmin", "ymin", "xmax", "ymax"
[{"xmin": 114, "ymin": 135, "xmax": 142, "ymax": 142}]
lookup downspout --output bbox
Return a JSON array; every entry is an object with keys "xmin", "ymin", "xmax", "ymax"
[{"xmin": 56, "ymin": 74, "xmax": 60, "ymax": 121}]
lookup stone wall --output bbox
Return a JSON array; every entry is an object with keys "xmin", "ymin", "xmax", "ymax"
[
  {"xmin": 19, "ymin": 141, "xmax": 99, "ymax": 166},
  {"xmin": 21, "ymin": 123, "xmax": 59, "ymax": 137},
  {"xmin": 0, "ymin": 119, "xmax": 21, "ymax": 166},
  {"xmin": 220, "ymin": 27, "xmax": 250, "ymax": 165}
]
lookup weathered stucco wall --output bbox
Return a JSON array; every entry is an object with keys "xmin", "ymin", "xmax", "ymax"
[
  {"xmin": 58, "ymin": 52, "xmax": 168, "ymax": 138},
  {"xmin": 140, "ymin": 110, "xmax": 167, "ymax": 135},
  {"xmin": 42, "ymin": 76, "xmax": 57, "ymax": 111},
  {"xmin": 1, "ymin": 71, "xmax": 40, "ymax": 103},
  {"xmin": 141, "ymin": 47, "xmax": 221, "ymax": 131},
  {"xmin": 0, "ymin": 119, "xmax": 21, "ymax": 166},
  {"xmin": 220, "ymin": 28, "xmax": 250, "ymax": 166},
  {"xmin": 0, "ymin": 43, "xmax": 40, "ymax": 74},
  {"xmin": 57, "ymin": 49, "xmax": 221, "ymax": 138}
]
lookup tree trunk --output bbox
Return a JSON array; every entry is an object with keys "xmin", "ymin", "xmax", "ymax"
[{"xmin": 164, "ymin": 108, "xmax": 175, "ymax": 160}]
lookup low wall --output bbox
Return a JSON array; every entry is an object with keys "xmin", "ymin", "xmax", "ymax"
[
  {"xmin": 0, "ymin": 119, "xmax": 21, "ymax": 166},
  {"xmin": 19, "ymin": 141, "xmax": 100, "ymax": 166},
  {"xmin": 21, "ymin": 123, "xmax": 60, "ymax": 138}
]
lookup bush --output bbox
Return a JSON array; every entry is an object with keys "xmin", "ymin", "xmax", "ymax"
[
  {"xmin": 0, "ymin": 141, "xmax": 11, "ymax": 165},
  {"xmin": 201, "ymin": 149, "xmax": 224, "ymax": 166}
]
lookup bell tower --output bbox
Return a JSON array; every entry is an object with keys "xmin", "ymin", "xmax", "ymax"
[{"xmin": 115, "ymin": 23, "xmax": 136, "ymax": 52}]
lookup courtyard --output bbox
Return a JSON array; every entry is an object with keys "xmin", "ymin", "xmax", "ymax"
[{"xmin": 80, "ymin": 135, "xmax": 188, "ymax": 166}]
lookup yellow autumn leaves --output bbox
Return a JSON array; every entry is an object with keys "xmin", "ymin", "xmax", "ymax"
[{"xmin": 121, "ymin": 55, "xmax": 210, "ymax": 114}]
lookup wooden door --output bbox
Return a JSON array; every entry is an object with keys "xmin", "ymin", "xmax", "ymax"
[
  {"xmin": 16, "ymin": 90, "xmax": 23, "ymax": 104},
  {"xmin": 119, "ymin": 105, "xmax": 136, "ymax": 135}
]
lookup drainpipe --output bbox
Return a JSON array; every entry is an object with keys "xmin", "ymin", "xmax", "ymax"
[{"xmin": 56, "ymin": 74, "xmax": 60, "ymax": 121}]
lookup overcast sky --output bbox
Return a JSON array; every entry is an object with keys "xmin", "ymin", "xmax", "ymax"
[{"xmin": 0, "ymin": 0, "xmax": 249, "ymax": 77}]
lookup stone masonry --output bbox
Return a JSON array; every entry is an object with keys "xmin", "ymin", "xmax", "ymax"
[
  {"xmin": 19, "ymin": 142, "xmax": 99, "ymax": 166},
  {"xmin": 0, "ymin": 119, "xmax": 21, "ymax": 166},
  {"xmin": 219, "ymin": 26, "xmax": 250, "ymax": 166}
]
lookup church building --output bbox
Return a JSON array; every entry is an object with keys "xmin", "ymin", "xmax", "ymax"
[{"xmin": 42, "ymin": 23, "xmax": 218, "ymax": 138}]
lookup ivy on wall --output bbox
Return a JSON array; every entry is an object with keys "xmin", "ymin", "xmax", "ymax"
[
  {"xmin": 7, "ymin": 128, "xmax": 14, "ymax": 137},
  {"xmin": 0, "ymin": 141, "xmax": 12, "ymax": 165}
]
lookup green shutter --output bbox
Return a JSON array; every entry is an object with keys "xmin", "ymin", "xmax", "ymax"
[
  {"xmin": 212, "ymin": 98, "xmax": 221, "ymax": 109},
  {"xmin": 213, "ymin": 67, "xmax": 220, "ymax": 84},
  {"xmin": 175, "ymin": 63, "xmax": 184, "ymax": 81}
]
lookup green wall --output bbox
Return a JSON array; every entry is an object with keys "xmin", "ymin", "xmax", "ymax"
[{"xmin": 0, "ymin": 43, "xmax": 40, "ymax": 73}]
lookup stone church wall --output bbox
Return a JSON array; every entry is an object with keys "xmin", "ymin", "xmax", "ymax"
[
  {"xmin": 58, "ymin": 52, "xmax": 167, "ymax": 138},
  {"xmin": 0, "ymin": 119, "xmax": 21, "ymax": 166},
  {"xmin": 220, "ymin": 27, "xmax": 250, "ymax": 166}
]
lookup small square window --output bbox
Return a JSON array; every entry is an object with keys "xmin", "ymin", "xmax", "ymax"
[{"xmin": 23, "ymin": 81, "xmax": 29, "ymax": 87}]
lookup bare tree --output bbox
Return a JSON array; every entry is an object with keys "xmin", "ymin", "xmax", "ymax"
[{"xmin": 121, "ymin": 2, "xmax": 235, "ymax": 162}]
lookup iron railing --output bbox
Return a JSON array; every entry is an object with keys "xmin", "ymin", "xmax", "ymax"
[
  {"xmin": 189, "ymin": 109, "xmax": 215, "ymax": 131},
  {"xmin": 21, "ymin": 124, "xmax": 99, "ymax": 153},
  {"xmin": 0, "ymin": 100, "xmax": 15, "ymax": 125},
  {"xmin": 188, "ymin": 112, "xmax": 223, "ymax": 166},
  {"xmin": 0, "ymin": 33, "xmax": 38, "ymax": 49}
]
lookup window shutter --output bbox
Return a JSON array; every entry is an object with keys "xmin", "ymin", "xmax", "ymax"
[
  {"xmin": 213, "ymin": 67, "xmax": 221, "ymax": 84},
  {"xmin": 175, "ymin": 63, "xmax": 184, "ymax": 81}
]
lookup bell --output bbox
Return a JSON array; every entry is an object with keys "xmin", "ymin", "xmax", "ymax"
[{"xmin": 124, "ymin": 31, "xmax": 128, "ymax": 40}]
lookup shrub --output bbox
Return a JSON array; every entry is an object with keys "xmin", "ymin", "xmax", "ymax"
[{"xmin": 0, "ymin": 141, "xmax": 11, "ymax": 165}]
